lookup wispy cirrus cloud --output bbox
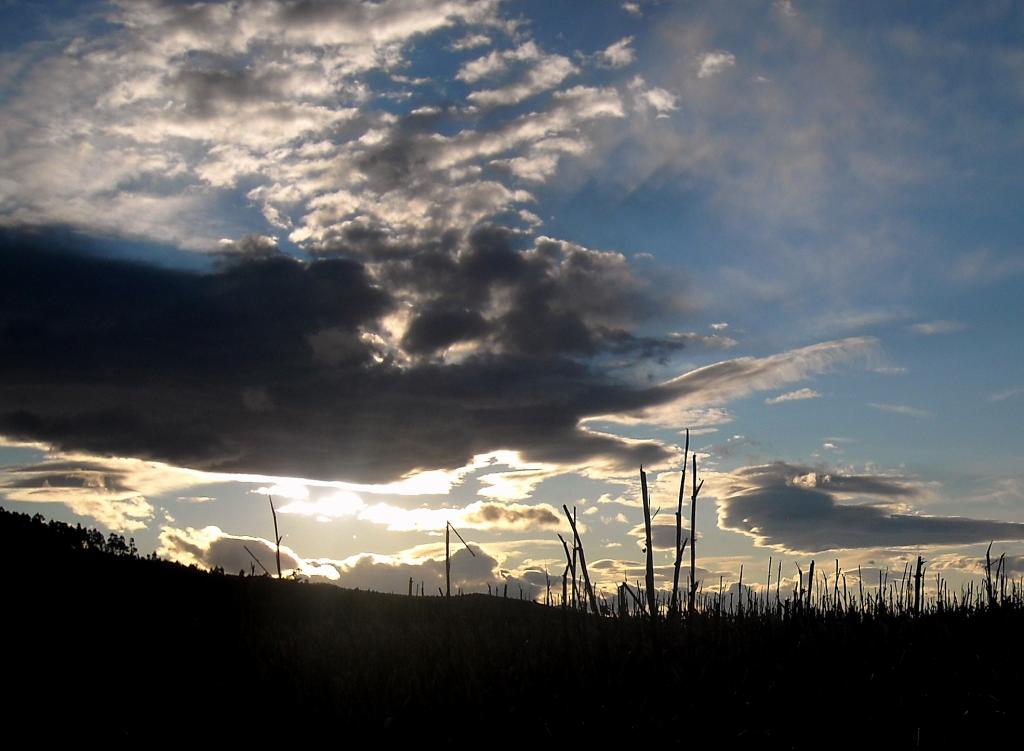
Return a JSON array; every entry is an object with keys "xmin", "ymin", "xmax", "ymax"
[
  {"xmin": 988, "ymin": 388, "xmax": 1023, "ymax": 403},
  {"xmin": 952, "ymin": 249, "xmax": 1024, "ymax": 284},
  {"xmin": 909, "ymin": 320, "xmax": 966, "ymax": 335},
  {"xmin": 765, "ymin": 388, "xmax": 820, "ymax": 405},
  {"xmin": 592, "ymin": 337, "xmax": 876, "ymax": 427},
  {"xmin": 868, "ymin": 402, "xmax": 931, "ymax": 418}
]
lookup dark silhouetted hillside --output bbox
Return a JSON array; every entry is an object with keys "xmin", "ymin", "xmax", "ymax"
[{"xmin": 2, "ymin": 507, "xmax": 1021, "ymax": 745}]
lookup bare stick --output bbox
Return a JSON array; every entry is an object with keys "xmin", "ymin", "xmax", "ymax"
[
  {"xmin": 572, "ymin": 507, "xmax": 579, "ymax": 609},
  {"xmin": 640, "ymin": 466, "xmax": 657, "ymax": 618},
  {"xmin": 985, "ymin": 542, "xmax": 994, "ymax": 608},
  {"xmin": 776, "ymin": 558, "xmax": 782, "ymax": 610},
  {"xmin": 671, "ymin": 429, "xmax": 690, "ymax": 616},
  {"xmin": 622, "ymin": 581, "xmax": 643, "ymax": 610},
  {"xmin": 450, "ymin": 523, "xmax": 474, "ymax": 555},
  {"xmin": 243, "ymin": 545, "xmax": 271, "ymax": 576},
  {"xmin": 563, "ymin": 504, "xmax": 600, "ymax": 615},
  {"xmin": 737, "ymin": 564, "xmax": 744, "ymax": 617},
  {"xmin": 558, "ymin": 532, "xmax": 575, "ymax": 608},
  {"xmin": 268, "ymin": 496, "xmax": 282, "ymax": 579},
  {"xmin": 807, "ymin": 559, "xmax": 815, "ymax": 610},
  {"xmin": 688, "ymin": 453, "xmax": 704, "ymax": 617},
  {"xmin": 913, "ymin": 555, "xmax": 924, "ymax": 616},
  {"xmin": 834, "ymin": 559, "xmax": 840, "ymax": 611},
  {"xmin": 444, "ymin": 522, "xmax": 474, "ymax": 598},
  {"xmin": 561, "ymin": 564, "xmax": 569, "ymax": 609}
]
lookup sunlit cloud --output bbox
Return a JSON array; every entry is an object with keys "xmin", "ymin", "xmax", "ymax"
[
  {"xmin": 158, "ymin": 524, "xmax": 341, "ymax": 580},
  {"xmin": 277, "ymin": 491, "xmax": 366, "ymax": 521},
  {"xmin": 629, "ymin": 75, "xmax": 679, "ymax": 116},
  {"xmin": 450, "ymin": 33, "xmax": 493, "ymax": 52},
  {"xmin": 459, "ymin": 41, "xmax": 578, "ymax": 107},
  {"xmin": 277, "ymin": 494, "xmax": 562, "ymax": 533},
  {"xmin": 0, "ymin": 439, "xmax": 565, "ymax": 531},
  {"xmin": 158, "ymin": 525, "xmax": 549, "ymax": 596},
  {"xmin": 597, "ymin": 37, "xmax": 636, "ymax": 69},
  {"xmin": 0, "ymin": 449, "xmax": 206, "ymax": 531}
]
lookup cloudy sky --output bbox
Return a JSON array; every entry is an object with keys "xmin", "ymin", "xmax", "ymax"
[{"xmin": 2, "ymin": 0, "xmax": 1023, "ymax": 599}]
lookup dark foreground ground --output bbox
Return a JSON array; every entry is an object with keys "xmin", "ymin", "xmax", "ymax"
[{"xmin": 2, "ymin": 508, "xmax": 1021, "ymax": 746}]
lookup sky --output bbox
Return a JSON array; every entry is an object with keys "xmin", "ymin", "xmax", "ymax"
[{"xmin": 1, "ymin": 0, "xmax": 1023, "ymax": 602}]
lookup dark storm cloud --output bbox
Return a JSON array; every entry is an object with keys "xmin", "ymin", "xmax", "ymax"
[
  {"xmin": 627, "ymin": 521, "xmax": 696, "ymax": 550},
  {"xmin": 588, "ymin": 558, "xmax": 722, "ymax": 588},
  {"xmin": 400, "ymin": 303, "xmax": 490, "ymax": 354},
  {"xmin": 377, "ymin": 226, "xmax": 684, "ymax": 359},
  {"xmin": 1, "ymin": 460, "xmax": 134, "ymax": 493},
  {"xmin": 717, "ymin": 462, "xmax": 1024, "ymax": 554},
  {"xmin": 464, "ymin": 503, "xmax": 560, "ymax": 529},
  {"xmin": 171, "ymin": 68, "xmax": 298, "ymax": 119},
  {"xmin": 214, "ymin": 234, "xmax": 282, "ymax": 260},
  {"xmin": 1, "ymin": 227, "xmax": 875, "ymax": 486},
  {"xmin": 205, "ymin": 533, "xmax": 304, "ymax": 575},
  {"xmin": 730, "ymin": 462, "xmax": 919, "ymax": 498},
  {"xmin": 352, "ymin": 112, "xmax": 447, "ymax": 191},
  {"xmin": 1000, "ymin": 554, "xmax": 1024, "ymax": 575},
  {"xmin": 0, "ymin": 228, "xmax": 687, "ymax": 483}
]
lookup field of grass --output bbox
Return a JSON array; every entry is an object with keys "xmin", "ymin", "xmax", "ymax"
[{"xmin": 3, "ymin": 506, "xmax": 1021, "ymax": 745}]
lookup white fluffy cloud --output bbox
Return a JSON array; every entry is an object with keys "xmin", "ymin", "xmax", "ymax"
[
  {"xmin": 0, "ymin": 1, "xmax": 627, "ymax": 248},
  {"xmin": 158, "ymin": 525, "xmax": 547, "ymax": 596},
  {"xmin": 697, "ymin": 50, "xmax": 736, "ymax": 78},
  {"xmin": 629, "ymin": 75, "xmax": 679, "ymax": 116},
  {"xmin": 598, "ymin": 37, "xmax": 636, "ymax": 69}
]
